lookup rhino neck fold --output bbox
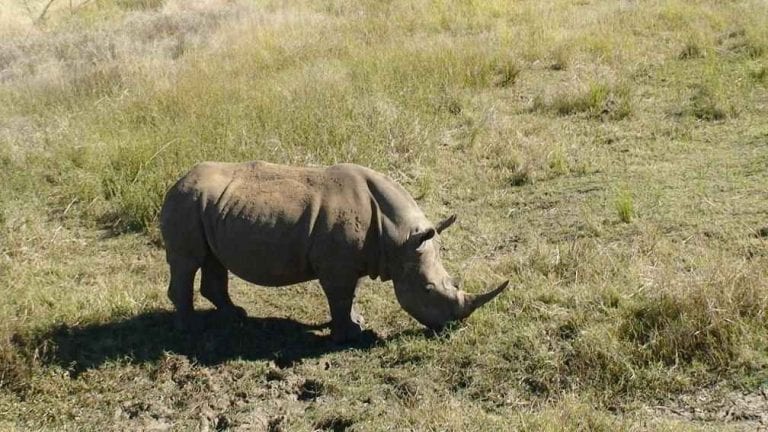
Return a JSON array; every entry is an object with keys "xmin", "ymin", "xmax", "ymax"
[
  {"xmin": 363, "ymin": 171, "xmax": 428, "ymax": 283},
  {"xmin": 365, "ymin": 194, "xmax": 392, "ymax": 282}
]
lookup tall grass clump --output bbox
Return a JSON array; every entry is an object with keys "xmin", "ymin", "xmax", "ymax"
[
  {"xmin": 490, "ymin": 239, "xmax": 768, "ymax": 398},
  {"xmin": 34, "ymin": 15, "xmax": 524, "ymax": 232},
  {"xmin": 677, "ymin": 57, "xmax": 737, "ymax": 121},
  {"xmin": 622, "ymin": 291, "xmax": 737, "ymax": 367},
  {"xmin": 548, "ymin": 147, "xmax": 570, "ymax": 176},
  {"xmin": 614, "ymin": 188, "xmax": 634, "ymax": 223},
  {"xmin": 620, "ymin": 264, "xmax": 767, "ymax": 370},
  {"xmin": 0, "ymin": 338, "xmax": 33, "ymax": 395},
  {"xmin": 536, "ymin": 82, "xmax": 631, "ymax": 120},
  {"xmin": 749, "ymin": 63, "xmax": 767, "ymax": 84}
]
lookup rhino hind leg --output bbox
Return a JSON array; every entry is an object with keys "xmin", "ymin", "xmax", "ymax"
[
  {"xmin": 200, "ymin": 255, "xmax": 247, "ymax": 319},
  {"xmin": 167, "ymin": 255, "xmax": 200, "ymax": 332},
  {"xmin": 320, "ymin": 278, "xmax": 365, "ymax": 343}
]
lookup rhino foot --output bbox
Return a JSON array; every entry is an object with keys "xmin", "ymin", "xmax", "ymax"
[
  {"xmin": 233, "ymin": 305, "xmax": 248, "ymax": 318},
  {"xmin": 331, "ymin": 308, "xmax": 365, "ymax": 343},
  {"xmin": 331, "ymin": 320, "xmax": 364, "ymax": 344},
  {"xmin": 217, "ymin": 305, "xmax": 248, "ymax": 321}
]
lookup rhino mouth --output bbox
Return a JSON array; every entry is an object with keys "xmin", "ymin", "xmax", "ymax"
[{"xmin": 402, "ymin": 281, "xmax": 510, "ymax": 330}]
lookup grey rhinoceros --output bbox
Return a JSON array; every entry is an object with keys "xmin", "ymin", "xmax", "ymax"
[{"xmin": 160, "ymin": 161, "xmax": 508, "ymax": 342}]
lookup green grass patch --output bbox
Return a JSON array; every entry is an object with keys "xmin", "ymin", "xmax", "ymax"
[
  {"xmin": 614, "ymin": 187, "xmax": 634, "ymax": 224},
  {"xmin": 536, "ymin": 81, "xmax": 632, "ymax": 120}
]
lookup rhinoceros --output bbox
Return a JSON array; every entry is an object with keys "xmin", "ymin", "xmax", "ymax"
[{"xmin": 160, "ymin": 161, "xmax": 507, "ymax": 342}]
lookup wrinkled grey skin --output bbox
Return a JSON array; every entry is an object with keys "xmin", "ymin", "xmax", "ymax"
[{"xmin": 160, "ymin": 161, "xmax": 507, "ymax": 342}]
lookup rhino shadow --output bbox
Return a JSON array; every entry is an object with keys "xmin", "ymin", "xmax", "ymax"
[{"xmin": 39, "ymin": 310, "xmax": 382, "ymax": 376}]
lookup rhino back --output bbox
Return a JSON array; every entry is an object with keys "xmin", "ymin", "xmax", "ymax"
[
  {"xmin": 166, "ymin": 161, "xmax": 378, "ymax": 286},
  {"xmin": 161, "ymin": 161, "xmax": 427, "ymax": 286},
  {"xmin": 202, "ymin": 162, "xmax": 325, "ymax": 285}
]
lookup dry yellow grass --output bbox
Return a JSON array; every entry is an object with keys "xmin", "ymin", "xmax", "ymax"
[{"xmin": 1, "ymin": 0, "xmax": 767, "ymax": 430}]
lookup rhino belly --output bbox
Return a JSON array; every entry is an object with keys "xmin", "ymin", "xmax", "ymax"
[
  {"xmin": 210, "ymin": 224, "xmax": 316, "ymax": 286},
  {"xmin": 203, "ymin": 201, "xmax": 318, "ymax": 287},
  {"xmin": 221, "ymin": 251, "xmax": 315, "ymax": 287}
]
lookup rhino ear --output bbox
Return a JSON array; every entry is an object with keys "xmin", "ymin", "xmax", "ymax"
[
  {"xmin": 435, "ymin": 214, "xmax": 457, "ymax": 234},
  {"xmin": 413, "ymin": 228, "xmax": 436, "ymax": 251}
]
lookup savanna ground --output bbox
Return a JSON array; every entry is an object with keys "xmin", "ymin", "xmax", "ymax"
[{"xmin": 1, "ymin": 0, "xmax": 768, "ymax": 430}]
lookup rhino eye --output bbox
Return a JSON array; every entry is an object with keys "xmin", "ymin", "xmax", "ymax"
[{"xmin": 424, "ymin": 283, "xmax": 436, "ymax": 292}]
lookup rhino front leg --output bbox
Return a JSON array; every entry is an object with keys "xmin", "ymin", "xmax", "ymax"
[
  {"xmin": 167, "ymin": 255, "xmax": 199, "ymax": 332},
  {"xmin": 200, "ymin": 256, "xmax": 247, "ymax": 319},
  {"xmin": 320, "ymin": 278, "xmax": 365, "ymax": 343}
]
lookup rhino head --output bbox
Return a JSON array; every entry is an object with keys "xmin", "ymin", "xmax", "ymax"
[{"xmin": 391, "ymin": 215, "xmax": 508, "ymax": 330}]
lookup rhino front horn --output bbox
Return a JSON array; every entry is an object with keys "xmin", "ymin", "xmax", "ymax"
[{"xmin": 461, "ymin": 280, "xmax": 509, "ymax": 318}]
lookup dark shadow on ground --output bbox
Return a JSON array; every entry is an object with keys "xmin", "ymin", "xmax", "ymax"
[{"xmin": 32, "ymin": 310, "xmax": 381, "ymax": 376}]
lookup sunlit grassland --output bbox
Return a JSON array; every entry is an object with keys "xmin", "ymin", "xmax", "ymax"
[{"xmin": 1, "ymin": 0, "xmax": 768, "ymax": 430}]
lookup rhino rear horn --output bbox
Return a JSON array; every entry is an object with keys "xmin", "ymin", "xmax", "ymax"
[
  {"xmin": 435, "ymin": 214, "xmax": 457, "ymax": 234},
  {"xmin": 460, "ymin": 280, "xmax": 509, "ymax": 318}
]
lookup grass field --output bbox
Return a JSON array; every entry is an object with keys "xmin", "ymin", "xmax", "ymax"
[{"xmin": 1, "ymin": 0, "xmax": 768, "ymax": 430}]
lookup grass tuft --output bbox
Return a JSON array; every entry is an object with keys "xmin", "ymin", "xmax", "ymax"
[
  {"xmin": 620, "ymin": 265, "xmax": 765, "ymax": 370},
  {"xmin": 749, "ymin": 63, "xmax": 767, "ymax": 84},
  {"xmin": 718, "ymin": 27, "xmax": 765, "ymax": 58},
  {"xmin": 508, "ymin": 163, "xmax": 534, "ymax": 187},
  {"xmin": 0, "ymin": 337, "xmax": 32, "ymax": 395},
  {"xmin": 493, "ymin": 61, "xmax": 521, "ymax": 88},
  {"xmin": 115, "ymin": 0, "xmax": 165, "ymax": 11},
  {"xmin": 313, "ymin": 415, "xmax": 356, "ymax": 432},
  {"xmin": 548, "ymin": 147, "xmax": 570, "ymax": 176},
  {"xmin": 614, "ymin": 188, "xmax": 634, "ymax": 223},
  {"xmin": 687, "ymin": 84, "xmax": 727, "ymax": 121},
  {"xmin": 679, "ymin": 40, "xmax": 704, "ymax": 60},
  {"xmin": 538, "ymin": 82, "xmax": 631, "ymax": 120},
  {"xmin": 548, "ymin": 44, "xmax": 570, "ymax": 71}
]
